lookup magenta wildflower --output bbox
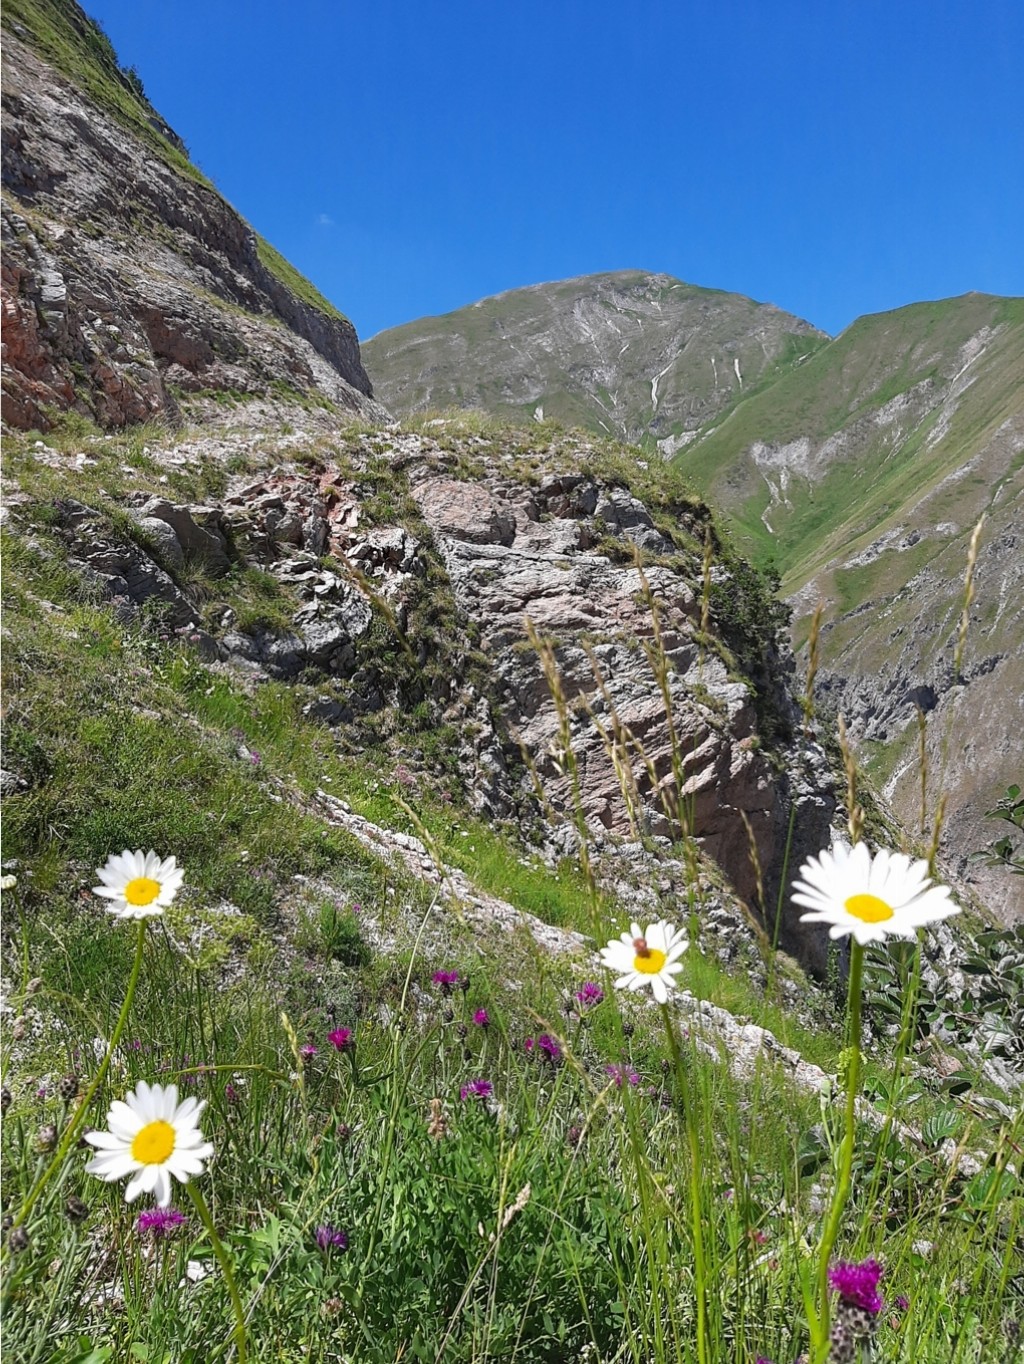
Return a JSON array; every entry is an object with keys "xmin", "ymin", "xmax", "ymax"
[
  {"xmin": 328, "ymin": 1027, "xmax": 354, "ymax": 1052},
  {"xmin": 224, "ymin": 1083, "xmax": 239, "ymax": 1103},
  {"xmin": 895, "ymin": 1295, "xmax": 910, "ymax": 1312},
  {"xmin": 432, "ymin": 969, "xmax": 459, "ymax": 995},
  {"xmin": 315, "ymin": 1224, "xmax": 349, "ymax": 1252},
  {"xmin": 524, "ymin": 1034, "xmax": 562, "ymax": 1065},
  {"xmin": 472, "ymin": 1008, "xmax": 490, "ymax": 1028},
  {"xmin": 460, "ymin": 1079, "xmax": 493, "ymax": 1101},
  {"xmin": 829, "ymin": 1258, "xmax": 884, "ymax": 1314},
  {"xmin": 575, "ymin": 982, "xmax": 604, "ymax": 1008},
  {"xmin": 137, "ymin": 1207, "xmax": 186, "ymax": 1240},
  {"xmin": 300, "ymin": 1043, "xmax": 317, "ymax": 1059},
  {"xmin": 604, "ymin": 1063, "xmax": 640, "ymax": 1088}
]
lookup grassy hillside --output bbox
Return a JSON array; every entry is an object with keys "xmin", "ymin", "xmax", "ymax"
[
  {"xmin": 678, "ymin": 293, "xmax": 1024, "ymax": 585},
  {"xmin": 2, "ymin": 410, "xmax": 1021, "ymax": 1362}
]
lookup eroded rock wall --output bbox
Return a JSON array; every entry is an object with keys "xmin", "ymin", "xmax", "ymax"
[{"xmin": 1, "ymin": 33, "xmax": 385, "ymax": 429}]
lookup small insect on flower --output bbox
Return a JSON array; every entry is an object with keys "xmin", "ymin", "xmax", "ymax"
[
  {"xmin": 84, "ymin": 1080, "xmax": 214, "ymax": 1207},
  {"xmin": 599, "ymin": 920, "xmax": 688, "ymax": 1004},
  {"xmin": 93, "ymin": 850, "xmax": 184, "ymax": 920},
  {"xmin": 792, "ymin": 842, "xmax": 959, "ymax": 946}
]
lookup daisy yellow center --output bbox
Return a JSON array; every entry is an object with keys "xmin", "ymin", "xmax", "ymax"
[
  {"xmin": 131, "ymin": 1120, "xmax": 176, "ymax": 1165},
  {"xmin": 124, "ymin": 876, "xmax": 161, "ymax": 907},
  {"xmin": 633, "ymin": 947, "xmax": 667, "ymax": 974},
  {"xmin": 844, "ymin": 893, "xmax": 894, "ymax": 924}
]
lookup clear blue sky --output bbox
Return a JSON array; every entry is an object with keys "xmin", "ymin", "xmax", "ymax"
[{"xmin": 84, "ymin": 0, "xmax": 1023, "ymax": 343}]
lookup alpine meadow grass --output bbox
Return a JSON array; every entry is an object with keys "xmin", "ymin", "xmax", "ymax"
[{"xmin": 1, "ymin": 472, "xmax": 1021, "ymax": 1363}]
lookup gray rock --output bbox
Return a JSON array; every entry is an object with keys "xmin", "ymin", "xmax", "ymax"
[
  {"xmin": 137, "ymin": 516, "xmax": 184, "ymax": 569},
  {"xmin": 134, "ymin": 498, "xmax": 231, "ymax": 574}
]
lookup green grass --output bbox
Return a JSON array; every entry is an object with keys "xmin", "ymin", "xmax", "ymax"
[
  {"xmin": 676, "ymin": 294, "xmax": 1024, "ymax": 582},
  {"xmin": 254, "ymin": 237, "xmax": 348, "ymax": 322}
]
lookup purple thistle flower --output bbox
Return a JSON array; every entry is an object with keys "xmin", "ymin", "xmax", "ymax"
[
  {"xmin": 604, "ymin": 1063, "xmax": 640, "ymax": 1088},
  {"xmin": 224, "ymin": 1083, "xmax": 239, "ymax": 1103},
  {"xmin": 829, "ymin": 1258, "xmax": 884, "ymax": 1314},
  {"xmin": 472, "ymin": 1008, "xmax": 490, "ymax": 1028},
  {"xmin": 895, "ymin": 1295, "xmax": 910, "ymax": 1312},
  {"xmin": 524, "ymin": 1033, "xmax": 562, "ymax": 1065},
  {"xmin": 300, "ymin": 1043, "xmax": 317, "ymax": 1059},
  {"xmin": 432, "ymin": 969, "xmax": 459, "ymax": 995},
  {"xmin": 575, "ymin": 982, "xmax": 604, "ymax": 1008},
  {"xmin": 137, "ymin": 1207, "xmax": 186, "ymax": 1240},
  {"xmin": 327, "ymin": 1027, "xmax": 354, "ymax": 1052},
  {"xmin": 460, "ymin": 1079, "xmax": 493, "ymax": 1101},
  {"xmin": 315, "ymin": 1224, "xmax": 349, "ymax": 1252}
]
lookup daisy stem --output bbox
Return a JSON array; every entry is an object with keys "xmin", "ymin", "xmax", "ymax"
[
  {"xmin": 185, "ymin": 1180, "xmax": 248, "ymax": 1363},
  {"xmin": 660, "ymin": 1002, "xmax": 709, "ymax": 1364},
  {"xmin": 810, "ymin": 938, "xmax": 864, "ymax": 1363},
  {"xmin": 7, "ymin": 919, "xmax": 148, "ymax": 1239}
]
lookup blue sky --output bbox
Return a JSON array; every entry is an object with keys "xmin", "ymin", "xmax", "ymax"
[{"xmin": 85, "ymin": 0, "xmax": 1023, "ymax": 343}]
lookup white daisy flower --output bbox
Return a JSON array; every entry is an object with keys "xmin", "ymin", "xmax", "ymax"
[
  {"xmin": 792, "ymin": 841, "xmax": 959, "ymax": 946},
  {"xmin": 599, "ymin": 919, "xmax": 688, "ymax": 1004},
  {"xmin": 84, "ymin": 1080, "xmax": 214, "ymax": 1206},
  {"xmin": 93, "ymin": 850, "xmax": 183, "ymax": 919}
]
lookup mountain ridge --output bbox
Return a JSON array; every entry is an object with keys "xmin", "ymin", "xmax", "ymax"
[{"xmin": 364, "ymin": 269, "xmax": 827, "ymax": 454}]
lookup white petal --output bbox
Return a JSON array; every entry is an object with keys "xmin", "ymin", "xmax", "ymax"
[
  {"xmin": 85, "ymin": 1130, "xmax": 129, "ymax": 1151},
  {"xmin": 152, "ymin": 1168, "xmax": 173, "ymax": 1207},
  {"xmin": 86, "ymin": 1152, "xmax": 138, "ymax": 1180},
  {"xmin": 124, "ymin": 1169, "xmax": 149, "ymax": 1202}
]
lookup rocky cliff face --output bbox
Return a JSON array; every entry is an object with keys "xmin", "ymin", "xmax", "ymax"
[
  {"xmin": 1, "ymin": 17, "xmax": 385, "ymax": 430},
  {"xmin": 363, "ymin": 271, "xmax": 826, "ymax": 452},
  {"xmin": 6, "ymin": 409, "xmax": 838, "ymax": 972}
]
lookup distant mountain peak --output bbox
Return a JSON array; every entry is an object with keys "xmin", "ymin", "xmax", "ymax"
[{"xmin": 363, "ymin": 271, "xmax": 826, "ymax": 450}]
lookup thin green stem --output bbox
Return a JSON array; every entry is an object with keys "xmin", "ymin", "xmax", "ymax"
[
  {"xmin": 8, "ymin": 919, "xmax": 148, "ymax": 1239},
  {"xmin": 185, "ymin": 1181, "xmax": 248, "ymax": 1363},
  {"xmin": 810, "ymin": 939, "xmax": 864, "ymax": 1363},
  {"xmin": 660, "ymin": 1002, "xmax": 709, "ymax": 1364}
]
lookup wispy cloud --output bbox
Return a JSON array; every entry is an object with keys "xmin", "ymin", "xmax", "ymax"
[{"xmin": 315, "ymin": 212, "xmax": 334, "ymax": 227}]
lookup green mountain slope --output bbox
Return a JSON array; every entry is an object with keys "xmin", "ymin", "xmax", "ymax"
[
  {"xmin": 363, "ymin": 270, "xmax": 826, "ymax": 449},
  {"xmin": 679, "ymin": 293, "xmax": 1024, "ymax": 579},
  {"xmin": 678, "ymin": 293, "xmax": 1024, "ymax": 919}
]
